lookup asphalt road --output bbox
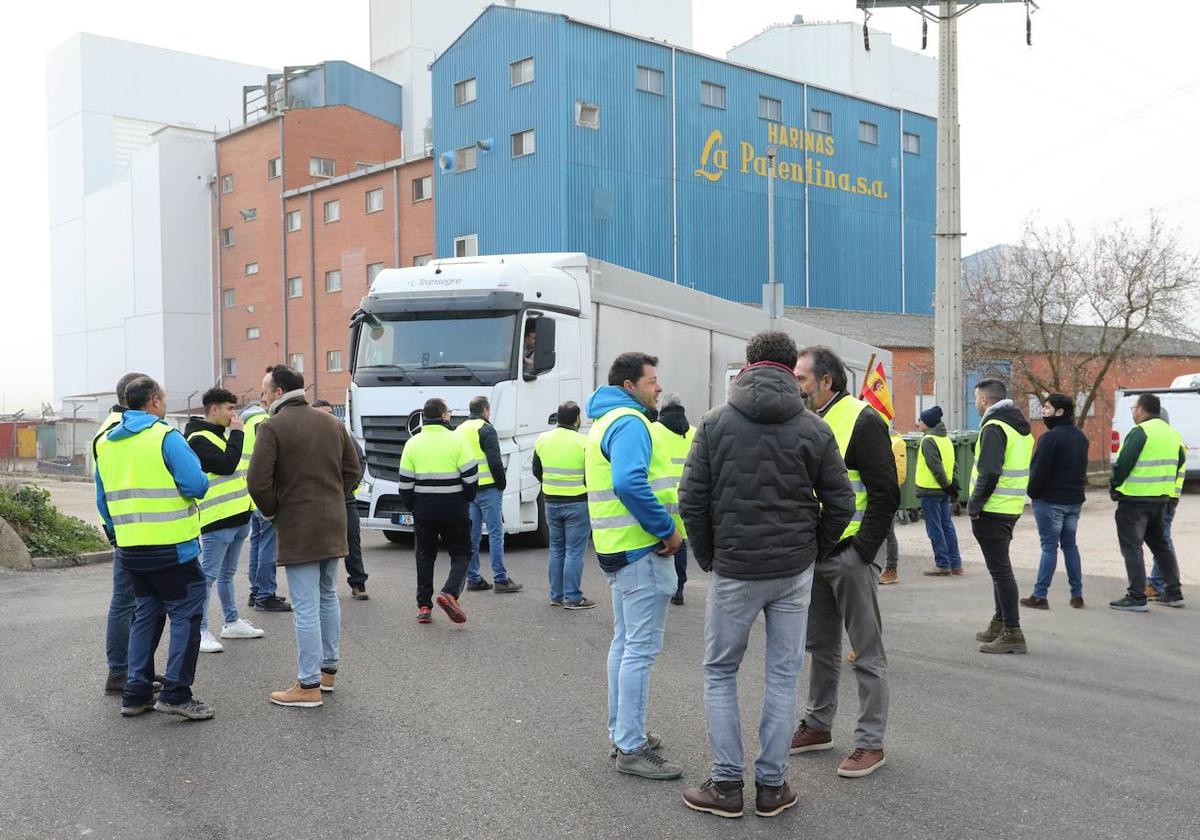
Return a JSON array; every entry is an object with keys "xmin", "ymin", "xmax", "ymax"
[{"xmin": 1, "ymin": 531, "xmax": 1198, "ymax": 840}]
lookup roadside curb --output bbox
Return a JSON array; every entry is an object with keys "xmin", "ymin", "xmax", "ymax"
[{"xmin": 27, "ymin": 549, "xmax": 113, "ymax": 571}]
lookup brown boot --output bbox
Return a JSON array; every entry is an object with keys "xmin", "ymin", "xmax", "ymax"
[
  {"xmin": 979, "ymin": 626, "xmax": 1027, "ymax": 654},
  {"xmin": 923, "ymin": 567, "xmax": 952, "ymax": 576},
  {"xmin": 682, "ymin": 778, "xmax": 744, "ymax": 818},
  {"xmin": 755, "ymin": 781, "xmax": 798, "ymax": 817},
  {"xmin": 879, "ymin": 568, "xmax": 898, "ymax": 585},
  {"xmin": 975, "ymin": 618, "xmax": 1004, "ymax": 643},
  {"xmin": 837, "ymin": 748, "xmax": 886, "ymax": 778},
  {"xmin": 789, "ymin": 721, "xmax": 833, "ymax": 754},
  {"xmin": 269, "ymin": 682, "xmax": 323, "ymax": 708},
  {"xmin": 1019, "ymin": 595, "xmax": 1049, "ymax": 610},
  {"xmin": 1145, "ymin": 583, "xmax": 1160, "ymax": 598},
  {"xmin": 319, "ymin": 671, "xmax": 336, "ymax": 693},
  {"xmin": 1070, "ymin": 596, "xmax": 1085, "ymax": 608}
]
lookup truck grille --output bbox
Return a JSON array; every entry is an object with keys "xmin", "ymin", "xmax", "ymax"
[{"xmin": 361, "ymin": 415, "xmax": 412, "ymax": 482}]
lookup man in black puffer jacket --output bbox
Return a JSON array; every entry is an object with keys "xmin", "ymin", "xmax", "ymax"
[{"xmin": 678, "ymin": 331, "xmax": 854, "ymax": 820}]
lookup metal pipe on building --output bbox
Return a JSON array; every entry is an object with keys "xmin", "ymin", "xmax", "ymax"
[
  {"xmin": 279, "ymin": 116, "xmax": 289, "ymax": 363},
  {"xmin": 802, "ymin": 85, "xmax": 811, "ymax": 308},
  {"xmin": 765, "ymin": 144, "xmax": 779, "ymax": 326},
  {"xmin": 670, "ymin": 47, "xmax": 678, "ymax": 285},
  {"xmin": 308, "ymin": 191, "xmax": 317, "ymax": 396},
  {"xmin": 392, "ymin": 168, "xmax": 401, "ymax": 268},
  {"xmin": 213, "ymin": 165, "xmax": 224, "ymax": 385}
]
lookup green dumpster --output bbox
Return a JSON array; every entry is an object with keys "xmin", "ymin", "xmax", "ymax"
[
  {"xmin": 950, "ymin": 430, "xmax": 979, "ymax": 514},
  {"xmin": 897, "ymin": 433, "xmax": 922, "ymax": 522}
]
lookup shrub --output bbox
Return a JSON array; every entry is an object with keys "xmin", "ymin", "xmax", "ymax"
[{"xmin": 0, "ymin": 484, "xmax": 109, "ymax": 558}]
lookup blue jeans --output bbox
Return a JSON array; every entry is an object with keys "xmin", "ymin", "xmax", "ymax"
[
  {"xmin": 199, "ymin": 522, "xmax": 250, "ymax": 632},
  {"xmin": 705, "ymin": 568, "xmax": 813, "ymax": 785},
  {"xmin": 467, "ymin": 486, "xmax": 509, "ymax": 583},
  {"xmin": 121, "ymin": 556, "xmax": 206, "ymax": 706},
  {"xmin": 546, "ymin": 501, "xmax": 590, "ymax": 603},
  {"xmin": 1031, "ymin": 500, "xmax": 1083, "ymax": 598},
  {"xmin": 247, "ymin": 511, "xmax": 278, "ymax": 602},
  {"xmin": 920, "ymin": 495, "xmax": 962, "ymax": 569},
  {"xmin": 285, "ymin": 558, "xmax": 341, "ymax": 686},
  {"xmin": 1148, "ymin": 500, "xmax": 1176, "ymax": 590},
  {"xmin": 606, "ymin": 554, "xmax": 675, "ymax": 752},
  {"xmin": 106, "ymin": 555, "xmax": 136, "ymax": 672}
]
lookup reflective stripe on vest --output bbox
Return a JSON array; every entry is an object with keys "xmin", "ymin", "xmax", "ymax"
[
  {"xmin": 398, "ymin": 424, "xmax": 478, "ymax": 495},
  {"xmin": 823, "ymin": 396, "xmax": 870, "ymax": 541},
  {"xmin": 915, "ymin": 434, "xmax": 955, "ymax": 490},
  {"xmin": 585, "ymin": 407, "xmax": 674, "ymax": 555},
  {"xmin": 240, "ymin": 413, "xmax": 269, "ymax": 510},
  {"xmin": 970, "ymin": 417, "xmax": 1034, "ymax": 515},
  {"xmin": 1116, "ymin": 418, "xmax": 1183, "ymax": 498},
  {"xmin": 186, "ymin": 429, "xmax": 252, "ymax": 528},
  {"xmin": 456, "ymin": 418, "xmax": 495, "ymax": 487},
  {"xmin": 534, "ymin": 427, "xmax": 587, "ymax": 496},
  {"xmin": 96, "ymin": 422, "xmax": 200, "ymax": 547},
  {"xmin": 651, "ymin": 422, "xmax": 695, "ymax": 539}
]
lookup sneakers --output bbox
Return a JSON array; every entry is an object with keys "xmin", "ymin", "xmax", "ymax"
[
  {"xmin": 493, "ymin": 578, "xmax": 524, "ymax": 594},
  {"xmin": 682, "ymin": 778, "xmax": 744, "ymax": 818},
  {"xmin": 922, "ymin": 567, "xmax": 951, "ymax": 576},
  {"xmin": 610, "ymin": 732, "xmax": 662, "ymax": 758},
  {"xmin": 979, "ymin": 626, "xmax": 1027, "ymax": 654},
  {"xmin": 153, "ymin": 697, "xmax": 214, "ymax": 720},
  {"xmin": 254, "ymin": 595, "xmax": 292, "ymax": 612},
  {"xmin": 879, "ymin": 568, "xmax": 898, "ymax": 585},
  {"xmin": 549, "ymin": 598, "xmax": 563, "ymax": 607},
  {"xmin": 350, "ymin": 585, "xmax": 369, "ymax": 601},
  {"xmin": 975, "ymin": 618, "xmax": 1004, "ymax": 643},
  {"xmin": 1070, "ymin": 596, "xmax": 1085, "ymax": 609},
  {"xmin": 269, "ymin": 682, "xmax": 323, "ymax": 708},
  {"xmin": 950, "ymin": 567, "xmax": 965, "ymax": 576},
  {"xmin": 837, "ymin": 748, "xmax": 886, "ymax": 778},
  {"xmin": 466, "ymin": 579, "xmax": 493, "ymax": 591},
  {"xmin": 564, "ymin": 597, "xmax": 596, "ymax": 610},
  {"xmin": 789, "ymin": 722, "xmax": 833, "ymax": 754},
  {"xmin": 671, "ymin": 590, "xmax": 685, "ymax": 606},
  {"xmin": 247, "ymin": 592, "xmax": 257, "ymax": 608},
  {"xmin": 120, "ymin": 700, "xmax": 154, "ymax": 717},
  {"xmin": 220, "ymin": 618, "xmax": 265, "ymax": 639},
  {"xmin": 320, "ymin": 671, "xmax": 336, "ymax": 693},
  {"xmin": 615, "ymin": 743, "xmax": 683, "ymax": 780},
  {"xmin": 1020, "ymin": 595, "xmax": 1049, "ymax": 610},
  {"xmin": 417, "ymin": 606, "xmax": 433, "ymax": 624},
  {"xmin": 755, "ymin": 781, "xmax": 798, "ymax": 817},
  {"xmin": 199, "ymin": 630, "xmax": 224, "ymax": 653},
  {"xmin": 435, "ymin": 591, "xmax": 467, "ymax": 623},
  {"xmin": 1109, "ymin": 596, "xmax": 1150, "ymax": 612},
  {"xmin": 1145, "ymin": 582, "xmax": 1160, "ymax": 598},
  {"xmin": 1154, "ymin": 592, "xmax": 1186, "ymax": 608}
]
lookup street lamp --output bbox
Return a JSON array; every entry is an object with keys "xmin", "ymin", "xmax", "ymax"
[
  {"xmin": 763, "ymin": 144, "xmax": 781, "ymax": 326},
  {"xmin": 63, "ymin": 396, "xmax": 98, "ymax": 463}
]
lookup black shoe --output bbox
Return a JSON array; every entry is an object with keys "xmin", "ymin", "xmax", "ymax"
[
  {"xmin": 105, "ymin": 671, "xmax": 127, "ymax": 695},
  {"xmin": 247, "ymin": 593, "xmax": 257, "ymax": 608},
  {"xmin": 255, "ymin": 595, "xmax": 293, "ymax": 612},
  {"xmin": 1109, "ymin": 595, "xmax": 1150, "ymax": 612},
  {"xmin": 493, "ymin": 578, "xmax": 524, "ymax": 594},
  {"xmin": 671, "ymin": 591, "xmax": 684, "ymax": 606},
  {"xmin": 466, "ymin": 579, "xmax": 493, "ymax": 591},
  {"xmin": 755, "ymin": 781, "xmax": 798, "ymax": 818},
  {"xmin": 350, "ymin": 585, "xmax": 369, "ymax": 601},
  {"xmin": 1154, "ymin": 592, "xmax": 1186, "ymax": 608},
  {"xmin": 564, "ymin": 597, "xmax": 596, "ymax": 610},
  {"xmin": 683, "ymin": 778, "xmax": 744, "ymax": 817}
]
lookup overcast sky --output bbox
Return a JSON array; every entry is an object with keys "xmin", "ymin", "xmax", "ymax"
[{"xmin": 2, "ymin": 0, "xmax": 1197, "ymax": 414}]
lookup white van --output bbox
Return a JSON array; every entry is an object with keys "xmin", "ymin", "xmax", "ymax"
[{"xmin": 1111, "ymin": 386, "xmax": 1200, "ymax": 481}]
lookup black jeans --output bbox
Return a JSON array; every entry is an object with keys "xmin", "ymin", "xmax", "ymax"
[
  {"xmin": 971, "ymin": 514, "xmax": 1020, "ymax": 628},
  {"xmin": 414, "ymin": 515, "xmax": 471, "ymax": 608},
  {"xmin": 122, "ymin": 557, "xmax": 205, "ymax": 706},
  {"xmin": 1115, "ymin": 500, "xmax": 1181, "ymax": 601},
  {"xmin": 343, "ymin": 496, "xmax": 367, "ymax": 589}
]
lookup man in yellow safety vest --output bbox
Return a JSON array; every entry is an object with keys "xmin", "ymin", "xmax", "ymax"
[
  {"xmin": 459, "ymin": 395, "xmax": 522, "ymax": 594},
  {"xmin": 533, "ymin": 400, "xmax": 594, "ymax": 609},
  {"xmin": 914, "ymin": 404, "xmax": 962, "ymax": 577},
  {"xmin": 652, "ymin": 393, "xmax": 695, "ymax": 606}
]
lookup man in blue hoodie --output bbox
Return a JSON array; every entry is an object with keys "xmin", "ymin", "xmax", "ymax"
[
  {"xmin": 94, "ymin": 377, "xmax": 214, "ymax": 721},
  {"xmin": 586, "ymin": 352, "xmax": 683, "ymax": 781}
]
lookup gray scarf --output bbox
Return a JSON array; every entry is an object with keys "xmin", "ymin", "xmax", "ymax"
[{"xmin": 269, "ymin": 389, "xmax": 307, "ymax": 416}]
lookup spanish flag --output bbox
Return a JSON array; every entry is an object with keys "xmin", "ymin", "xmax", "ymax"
[{"xmin": 861, "ymin": 361, "xmax": 895, "ymax": 423}]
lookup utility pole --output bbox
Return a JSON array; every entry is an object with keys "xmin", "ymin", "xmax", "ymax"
[
  {"xmin": 857, "ymin": 0, "xmax": 1033, "ymax": 429},
  {"xmin": 763, "ymin": 144, "xmax": 781, "ymax": 327}
]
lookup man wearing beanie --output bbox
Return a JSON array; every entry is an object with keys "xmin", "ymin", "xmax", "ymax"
[{"xmin": 914, "ymin": 405, "xmax": 962, "ymax": 576}]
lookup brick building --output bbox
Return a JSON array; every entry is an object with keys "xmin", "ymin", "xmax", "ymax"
[
  {"xmin": 214, "ymin": 62, "xmax": 434, "ymax": 407},
  {"xmin": 789, "ymin": 308, "xmax": 1200, "ymax": 469}
]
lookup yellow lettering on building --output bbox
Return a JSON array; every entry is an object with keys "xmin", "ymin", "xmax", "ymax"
[{"xmin": 694, "ymin": 130, "xmax": 728, "ymax": 182}]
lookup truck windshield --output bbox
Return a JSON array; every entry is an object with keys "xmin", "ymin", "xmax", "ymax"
[{"xmin": 354, "ymin": 311, "xmax": 517, "ymax": 385}]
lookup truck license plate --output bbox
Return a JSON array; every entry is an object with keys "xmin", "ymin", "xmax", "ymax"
[{"xmin": 392, "ymin": 513, "xmax": 414, "ymax": 526}]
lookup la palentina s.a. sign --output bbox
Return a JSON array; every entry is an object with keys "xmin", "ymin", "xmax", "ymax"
[{"xmin": 694, "ymin": 122, "xmax": 888, "ymax": 200}]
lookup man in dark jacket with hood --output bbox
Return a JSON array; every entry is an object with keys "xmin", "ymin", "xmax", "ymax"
[
  {"xmin": 679, "ymin": 332, "xmax": 854, "ymax": 819},
  {"xmin": 914, "ymin": 405, "xmax": 962, "ymax": 576},
  {"xmin": 653, "ymin": 393, "xmax": 695, "ymax": 606}
]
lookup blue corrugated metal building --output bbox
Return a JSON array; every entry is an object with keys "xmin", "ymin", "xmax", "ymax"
[{"xmin": 432, "ymin": 5, "xmax": 936, "ymax": 314}]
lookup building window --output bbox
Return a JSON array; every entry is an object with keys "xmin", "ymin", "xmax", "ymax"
[
  {"xmin": 324, "ymin": 199, "xmax": 340, "ymax": 223},
  {"xmin": 223, "ymin": 357, "xmax": 237, "ymax": 377},
  {"xmin": 286, "ymin": 209, "xmax": 301, "ymax": 232},
  {"xmin": 326, "ymin": 350, "xmax": 343, "ymax": 372},
  {"xmin": 511, "ymin": 129, "xmax": 535, "ymax": 158},
  {"xmin": 245, "ymin": 262, "xmax": 259, "ymax": 276},
  {"xmin": 366, "ymin": 188, "xmax": 384, "ymax": 213},
  {"xmin": 454, "ymin": 146, "xmax": 477, "ymax": 172},
  {"xmin": 288, "ymin": 353, "xmax": 304, "ymax": 373},
  {"xmin": 246, "ymin": 327, "xmax": 260, "ymax": 340},
  {"xmin": 510, "ymin": 57, "xmax": 534, "ymax": 87},
  {"xmin": 454, "ymin": 77, "xmax": 477, "ymax": 106},
  {"xmin": 413, "ymin": 254, "xmax": 432, "ymax": 266},
  {"xmin": 241, "ymin": 208, "xmax": 257, "ymax": 221},
  {"xmin": 412, "ymin": 175, "xmax": 432, "ymax": 202},
  {"xmin": 222, "ymin": 289, "xmax": 235, "ymax": 308},
  {"xmin": 701, "ymin": 82, "xmax": 726, "ymax": 110},
  {"xmin": 811, "ymin": 109, "xmax": 833, "ymax": 133},
  {"xmin": 903, "ymin": 132, "xmax": 921, "ymax": 155},
  {"xmin": 309, "ymin": 157, "xmax": 335, "ymax": 178},
  {"xmin": 287, "ymin": 276, "xmax": 303, "ymax": 298},
  {"xmin": 859, "ymin": 121, "xmax": 879, "ymax": 145},
  {"xmin": 220, "ymin": 227, "xmax": 235, "ymax": 247},
  {"xmin": 220, "ymin": 174, "xmax": 233, "ymax": 194},
  {"xmin": 758, "ymin": 95, "xmax": 782, "ymax": 122},
  {"xmin": 575, "ymin": 101, "xmax": 600, "ymax": 129},
  {"xmin": 636, "ymin": 66, "xmax": 665, "ymax": 95},
  {"xmin": 454, "ymin": 235, "xmax": 478, "ymax": 258},
  {"xmin": 367, "ymin": 262, "xmax": 385, "ymax": 285},
  {"xmin": 325, "ymin": 269, "xmax": 342, "ymax": 293},
  {"xmin": 267, "ymin": 157, "xmax": 282, "ymax": 179}
]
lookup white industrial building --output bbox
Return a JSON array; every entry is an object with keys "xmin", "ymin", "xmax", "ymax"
[
  {"xmin": 369, "ymin": 0, "xmax": 694, "ymax": 158},
  {"xmin": 46, "ymin": 34, "xmax": 271, "ymax": 414}
]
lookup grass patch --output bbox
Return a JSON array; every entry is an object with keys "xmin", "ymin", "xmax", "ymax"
[{"xmin": 0, "ymin": 483, "xmax": 108, "ymax": 558}]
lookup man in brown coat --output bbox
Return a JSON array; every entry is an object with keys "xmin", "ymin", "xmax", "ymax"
[{"xmin": 247, "ymin": 365, "xmax": 360, "ymax": 708}]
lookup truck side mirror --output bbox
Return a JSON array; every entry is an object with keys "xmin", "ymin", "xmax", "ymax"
[{"xmin": 531, "ymin": 318, "xmax": 556, "ymax": 376}]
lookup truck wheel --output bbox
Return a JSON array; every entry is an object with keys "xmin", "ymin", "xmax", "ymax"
[{"xmin": 383, "ymin": 530, "xmax": 408, "ymax": 544}]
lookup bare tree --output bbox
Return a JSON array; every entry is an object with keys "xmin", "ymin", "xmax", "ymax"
[{"xmin": 963, "ymin": 215, "xmax": 1200, "ymax": 425}]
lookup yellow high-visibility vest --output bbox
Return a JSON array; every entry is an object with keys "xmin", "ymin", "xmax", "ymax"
[
  {"xmin": 970, "ymin": 417, "xmax": 1033, "ymax": 515},
  {"xmin": 535, "ymin": 427, "xmax": 587, "ymax": 497},
  {"xmin": 186, "ymin": 429, "xmax": 252, "ymax": 528},
  {"xmin": 96, "ymin": 422, "xmax": 200, "ymax": 547},
  {"xmin": 585, "ymin": 408, "xmax": 674, "ymax": 556}
]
